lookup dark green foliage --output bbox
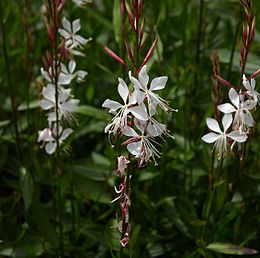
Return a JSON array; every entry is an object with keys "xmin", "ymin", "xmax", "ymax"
[{"xmin": 0, "ymin": 0, "xmax": 260, "ymax": 257}]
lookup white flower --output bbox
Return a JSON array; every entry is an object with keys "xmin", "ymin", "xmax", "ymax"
[
  {"xmin": 37, "ymin": 126, "xmax": 73, "ymax": 154},
  {"xmin": 102, "ymin": 78, "xmax": 148, "ymax": 134},
  {"xmin": 202, "ymin": 114, "xmax": 247, "ymax": 159},
  {"xmin": 61, "ymin": 60, "xmax": 88, "ymax": 83},
  {"xmin": 122, "ymin": 120, "xmax": 161, "ymax": 166},
  {"xmin": 217, "ymin": 87, "xmax": 256, "ymax": 131},
  {"xmin": 243, "ymin": 74, "xmax": 260, "ymax": 105},
  {"xmin": 39, "ymin": 84, "xmax": 79, "ymax": 122},
  {"xmin": 58, "ymin": 17, "xmax": 92, "ymax": 56},
  {"xmin": 41, "ymin": 65, "xmax": 72, "ymax": 85},
  {"xmin": 129, "ymin": 65, "xmax": 173, "ymax": 114}
]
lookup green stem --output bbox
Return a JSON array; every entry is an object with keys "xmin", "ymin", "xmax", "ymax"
[
  {"xmin": 201, "ymin": 157, "xmax": 223, "ymax": 242},
  {"xmin": 194, "ymin": 0, "xmax": 204, "ymax": 91},
  {"xmin": 0, "ymin": 0, "xmax": 22, "ymax": 163},
  {"xmin": 53, "ymin": 2, "xmax": 64, "ymax": 257}
]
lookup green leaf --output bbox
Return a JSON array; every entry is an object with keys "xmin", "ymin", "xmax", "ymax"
[
  {"xmin": 76, "ymin": 105, "xmax": 110, "ymax": 120},
  {"xmin": 18, "ymin": 100, "xmax": 39, "ymax": 111},
  {"xmin": 207, "ymin": 242, "xmax": 258, "ymax": 255},
  {"xmin": 113, "ymin": 0, "xmax": 121, "ymax": 44},
  {"xmin": 73, "ymin": 163, "xmax": 109, "ymax": 181},
  {"xmin": 20, "ymin": 167, "xmax": 33, "ymax": 210},
  {"xmin": 138, "ymin": 172, "xmax": 160, "ymax": 181}
]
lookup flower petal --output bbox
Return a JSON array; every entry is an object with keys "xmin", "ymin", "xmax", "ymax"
[
  {"xmin": 118, "ymin": 78, "xmax": 129, "ymax": 103},
  {"xmin": 127, "ymin": 141, "xmax": 142, "ymax": 156},
  {"xmin": 39, "ymin": 99, "xmax": 54, "ymax": 110},
  {"xmin": 229, "ymin": 88, "xmax": 239, "ymax": 108},
  {"xmin": 68, "ymin": 60, "xmax": 76, "ymax": 74},
  {"xmin": 129, "ymin": 71, "xmax": 143, "ymax": 90},
  {"xmin": 206, "ymin": 118, "xmax": 222, "ymax": 133},
  {"xmin": 122, "ymin": 126, "xmax": 139, "ymax": 137},
  {"xmin": 62, "ymin": 99, "xmax": 80, "ymax": 112},
  {"xmin": 102, "ymin": 99, "xmax": 122, "ymax": 112},
  {"xmin": 72, "ymin": 19, "xmax": 81, "ymax": 33},
  {"xmin": 150, "ymin": 76, "xmax": 168, "ymax": 91},
  {"xmin": 138, "ymin": 65, "xmax": 149, "ymax": 89},
  {"xmin": 58, "ymin": 28, "xmax": 71, "ymax": 39},
  {"xmin": 60, "ymin": 128, "xmax": 73, "ymax": 141},
  {"xmin": 45, "ymin": 142, "xmax": 57, "ymax": 155},
  {"xmin": 222, "ymin": 113, "xmax": 233, "ymax": 132},
  {"xmin": 62, "ymin": 17, "xmax": 71, "ymax": 32},
  {"xmin": 228, "ymin": 130, "xmax": 247, "ymax": 143},
  {"xmin": 217, "ymin": 103, "xmax": 236, "ymax": 113},
  {"xmin": 130, "ymin": 104, "xmax": 148, "ymax": 121},
  {"xmin": 201, "ymin": 132, "xmax": 220, "ymax": 143}
]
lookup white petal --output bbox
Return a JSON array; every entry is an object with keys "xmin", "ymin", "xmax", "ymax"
[
  {"xmin": 72, "ymin": 19, "xmax": 81, "ymax": 33},
  {"xmin": 206, "ymin": 118, "xmax": 222, "ymax": 133},
  {"xmin": 102, "ymin": 99, "xmax": 122, "ymax": 111},
  {"xmin": 75, "ymin": 35, "xmax": 87, "ymax": 45},
  {"xmin": 39, "ymin": 99, "xmax": 54, "ymax": 110},
  {"xmin": 62, "ymin": 17, "xmax": 71, "ymax": 32},
  {"xmin": 62, "ymin": 99, "xmax": 80, "ymax": 112},
  {"xmin": 217, "ymin": 103, "xmax": 236, "ymax": 113},
  {"xmin": 129, "ymin": 71, "xmax": 143, "ymax": 90},
  {"xmin": 130, "ymin": 104, "xmax": 148, "ymax": 121},
  {"xmin": 118, "ymin": 78, "xmax": 129, "ymax": 103},
  {"xmin": 138, "ymin": 65, "xmax": 149, "ymax": 89},
  {"xmin": 229, "ymin": 88, "xmax": 239, "ymax": 108},
  {"xmin": 45, "ymin": 142, "xmax": 57, "ymax": 154},
  {"xmin": 127, "ymin": 141, "xmax": 142, "ymax": 156},
  {"xmin": 242, "ymin": 74, "xmax": 251, "ymax": 90},
  {"xmin": 250, "ymin": 78, "xmax": 256, "ymax": 90},
  {"xmin": 222, "ymin": 113, "xmax": 232, "ymax": 132},
  {"xmin": 122, "ymin": 126, "xmax": 139, "ymax": 137},
  {"xmin": 201, "ymin": 132, "xmax": 220, "ymax": 143},
  {"xmin": 60, "ymin": 128, "xmax": 73, "ymax": 141},
  {"xmin": 243, "ymin": 100, "xmax": 256, "ymax": 110},
  {"xmin": 41, "ymin": 67, "xmax": 51, "ymax": 82},
  {"xmin": 68, "ymin": 60, "xmax": 76, "ymax": 74},
  {"xmin": 243, "ymin": 112, "xmax": 254, "ymax": 127},
  {"xmin": 147, "ymin": 122, "xmax": 165, "ymax": 137},
  {"xmin": 42, "ymin": 84, "xmax": 55, "ymax": 101},
  {"xmin": 228, "ymin": 131, "xmax": 247, "ymax": 143},
  {"xmin": 150, "ymin": 76, "xmax": 168, "ymax": 91},
  {"xmin": 58, "ymin": 28, "xmax": 71, "ymax": 39},
  {"xmin": 58, "ymin": 73, "xmax": 72, "ymax": 85}
]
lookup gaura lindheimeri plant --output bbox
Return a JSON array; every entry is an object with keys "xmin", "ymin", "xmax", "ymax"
[
  {"xmin": 199, "ymin": 0, "xmax": 259, "ymax": 255},
  {"xmin": 103, "ymin": 65, "xmax": 174, "ymax": 247},
  {"xmin": 202, "ymin": 0, "xmax": 259, "ymax": 160},
  {"xmin": 102, "ymin": 0, "xmax": 176, "ymax": 248},
  {"xmin": 38, "ymin": 0, "xmax": 90, "ymax": 154}
]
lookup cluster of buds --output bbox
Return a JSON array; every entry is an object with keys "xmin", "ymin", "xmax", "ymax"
[
  {"xmin": 103, "ymin": 65, "xmax": 175, "ymax": 246},
  {"xmin": 38, "ymin": 0, "xmax": 90, "ymax": 154},
  {"xmin": 240, "ymin": 0, "xmax": 255, "ymax": 70},
  {"xmin": 104, "ymin": 0, "xmax": 157, "ymax": 73},
  {"xmin": 202, "ymin": 0, "xmax": 259, "ymax": 160}
]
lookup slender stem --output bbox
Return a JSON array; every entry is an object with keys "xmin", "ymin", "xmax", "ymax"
[
  {"xmin": 201, "ymin": 158, "xmax": 223, "ymax": 242},
  {"xmin": 194, "ymin": 0, "xmax": 204, "ymax": 90},
  {"xmin": 71, "ymin": 177, "xmax": 76, "ymax": 258},
  {"xmin": 0, "ymin": 0, "xmax": 22, "ymax": 163},
  {"xmin": 53, "ymin": 2, "xmax": 64, "ymax": 257}
]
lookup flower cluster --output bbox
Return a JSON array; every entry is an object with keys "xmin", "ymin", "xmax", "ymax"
[
  {"xmin": 38, "ymin": 3, "xmax": 89, "ymax": 154},
  {"xmin": 103, "ymin": 65, "xmax": 174, "ymax": 167},
  {"xmin": 202, "ymin": 74, "xmax": 259, "ymax": 159},
  {"xmin": 103, "ymin": 65, "xmax": 174, "ymax": 246}
]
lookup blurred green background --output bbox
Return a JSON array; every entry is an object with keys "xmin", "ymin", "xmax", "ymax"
[{"xmin": 0, "ymin": 0, "xmax": 260, "ymax": 257}]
